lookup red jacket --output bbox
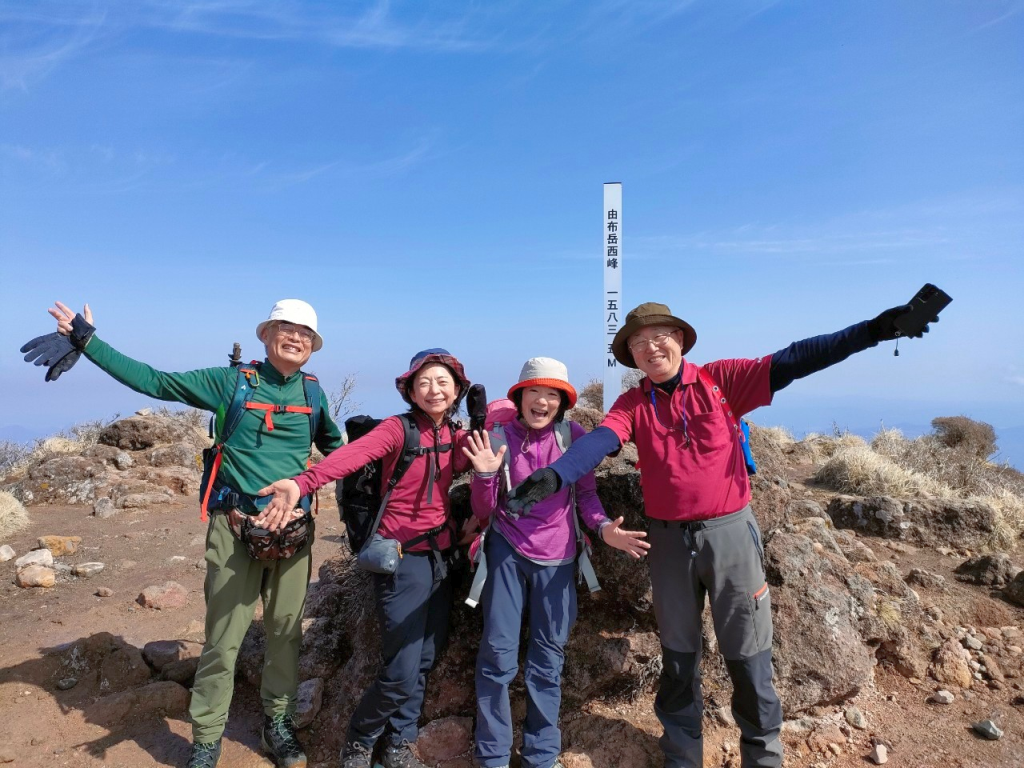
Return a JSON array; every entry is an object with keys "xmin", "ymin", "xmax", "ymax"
[
  {"xmin": 601, "ymin": 357, "xmax": 772, "ymax": 521},
  {"xmin": 295, "ymin": 412, "xmax": 469, "ymax": 551}
]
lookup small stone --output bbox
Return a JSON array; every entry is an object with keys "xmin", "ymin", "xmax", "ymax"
[
  {"xmin": 937, "ymin": 546, "xmax": 954, "ymax": 556},
  {"xmin": 869, "ymin": 743, "xmax": 888, "ymax": 764},
  {"xmin": 135, "ymin": 407, "xmax": 152, "ymax": 416},
  {"xmin": 37, "ymin": 535, "xmax": 81, "ymax": 557},
  {"xmin": 965, "ymin": 636, "xmax": 984, "ymax": 651},
  {"xmin": 113, "ymin": 452, "xmax": 133, "ymax": 470},
  {"xmin": 293, "ymin": 677, "xmax": 324, "ymax": 728},
  {"xmin": 95, "ymin": 587, "xmax": 114, "ymax": 597},
  {"xmin": 972, "ymin": 719, "xmax": 1003, "ymax": 740},
  {"xmin": 93, "ymin": 497, "xmax": 116, "ymax": 519},
  {"xmin": 0, "ymin": 749, "xmax": 14, "ymax": 762},
  {"xmin": 714, "ymin": 706, "xmax": 736, "ymax": 727},
  {"xmin": 15, "ymin": 549, "xmax": 53, "ymax": 570},
  {"xmin": 1008, "ymin": 646, "xmax": 1022, "ymax": 655},
  {"xmin": 137, "ymin": 581, "xmax": 188, "ymax": 609},
  {"xmin": 72, "ymin": 562, "xmax": 105, "ymax": 578},
  {"xmin": 930, "ymin": 690, "xmax": 955, "ymax": 704},
  {"xmin": 56, "ymin": 678, "xmax": 77, "ymax": 691},
  {"xmin": 828, "ymin": 743, "xmax": 843, "ymax": 756},
  {"xmin": 168, "ymin": 555, "xmax": 187, "ymax": 564},
  {"xmin": 844, "ymin": 706, "xmax": 866, "ymax": 730},
  {"xmin": 0, "ymin": 544, "xmax": 15, "ymax": 562},
  {"xmin": 16, "ymin": 565, "xmax": 56, "ymax": 588}
]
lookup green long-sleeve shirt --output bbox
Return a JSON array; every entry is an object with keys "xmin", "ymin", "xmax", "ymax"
[{"xmin": 84, "ymin": 336, "xmax": 344, "ymax": 496}]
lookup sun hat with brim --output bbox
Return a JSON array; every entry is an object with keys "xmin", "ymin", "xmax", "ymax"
[
  {"xmin": 395, "ymin": 348, "xmax": 471, "ymax": 407},
  {"xmin": 611, "ymin": 301, "xmax": 697, "ymax": 368},
  {"xmin": 256, "ymin": 299, "xmax": 323, "ymax": 352},
  {"xmin": 506, "ymin": 357, "xmax": 578, "ymax": 408}
]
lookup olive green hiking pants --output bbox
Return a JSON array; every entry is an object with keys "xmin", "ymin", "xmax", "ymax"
[{"xmin": 189, "ymin": 513, "xmax": 313, "ymax": 743}]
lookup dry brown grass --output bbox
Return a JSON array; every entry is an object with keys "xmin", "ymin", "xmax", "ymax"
[
  {"xmin": 0, "ymin": 490, "xmax": 29, "ymax": 542},
  {"xmin": 809, "ymin": 419, "xmax": 1024, "ymax": 547}
]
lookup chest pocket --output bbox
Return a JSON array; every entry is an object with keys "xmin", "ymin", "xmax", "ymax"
[{"xmin": 686, "ymin": 410, "xmax": 731, "ymax": 454}]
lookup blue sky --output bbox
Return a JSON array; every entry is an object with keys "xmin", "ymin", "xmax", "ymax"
[{"xmin": 2, "ymin": 1, "xmax": 1023, "ymax": 464}]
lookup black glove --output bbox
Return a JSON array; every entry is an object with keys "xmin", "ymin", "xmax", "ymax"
[
  {"xmin": 467, "ymin": 383, "xmax": 488, "ymax": 434},
  {"xmin": 69, "ymin": 313, "xmax": 96, "ymax": 351},
  {"xmin": 868, "ymin": 304, "xmax": 939, "ymax": 341},
  {"xmin": 506, "ymin": 468, "xmax": 561, "ymax": 517},
  {"xmin": 20, "ymin": 333, "xmax": 82, "ymax": 382}
]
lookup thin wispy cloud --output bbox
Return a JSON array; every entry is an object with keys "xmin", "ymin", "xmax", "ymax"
[{"xmin": 0, "ymin": 7, "xmax": 107, "ymax": 91}]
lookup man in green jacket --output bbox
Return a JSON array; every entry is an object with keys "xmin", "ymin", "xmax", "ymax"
[{"xmin": 44, "ymin": 299, "xmax": 344, "ymax": 768}]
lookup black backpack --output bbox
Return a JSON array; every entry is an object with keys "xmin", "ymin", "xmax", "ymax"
[{"xmin": 336, "ymin": 413, "xmax": 457, "ymax": 554}]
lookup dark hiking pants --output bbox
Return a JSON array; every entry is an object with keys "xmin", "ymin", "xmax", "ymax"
[
  {"xmin": 475, "ymin": 533, "xmax": 577, "ymax": 768},
  {"xmin": 348, "ymin": 551, "xmax": 453, "ymax": 748},
  {"xmin": 648, "ymin": 506, "xmax": 783, "ymax": 768}
]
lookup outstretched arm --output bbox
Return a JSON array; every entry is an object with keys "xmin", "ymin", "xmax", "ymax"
[
  {"xmin": 506, "ymin": 426, "xmax": 621, "ymax": 515},
  {"xmin": 769, "ymin": 304, "xmax": 938, "ymax": 393}
]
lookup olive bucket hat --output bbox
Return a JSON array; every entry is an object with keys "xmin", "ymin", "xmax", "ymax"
[{"xmin": 610, "ymin": 302, "xmax": 697, "ymax": 368}]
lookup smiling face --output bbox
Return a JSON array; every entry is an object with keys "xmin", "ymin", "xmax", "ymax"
[
  {"xmin": 261, "ymin": 321, "xmax": 314, "ymax": 374},
  {"xmin": 519, "ymin": 386, "xmax": 565, "ymax": 430},
  {"xmin": 408, "ymin": 364, "xmax": 460, "ymax": 422},
  {"xmin": 629, "ymin": 325, "xmax": 685, "ymax": 383}
]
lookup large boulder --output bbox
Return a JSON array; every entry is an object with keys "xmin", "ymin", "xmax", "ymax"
[
  {"xmin": 98, "ymin": 415, "xmax": 205, "ymax": 451},
  {"xmin": 763, "ymin": 531, "xmax": 875, "ymax": 714},
  {"xmin": 826, "ymin": 495, "xmax": 998, "ymax": 549}
]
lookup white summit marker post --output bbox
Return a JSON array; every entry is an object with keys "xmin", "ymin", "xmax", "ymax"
[{"xmin": 603, "ymin": 182, "xmax": 622, "ymax": 413}]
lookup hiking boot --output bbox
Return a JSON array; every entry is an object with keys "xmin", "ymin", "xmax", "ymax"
[
  {"xmin": 185, "ymin": 739, "xmax": 221, "ymax": 768},
  {"xmin": 261, "ymin": 713, "xmax": 307, "ymax": 768},
  {"xmin": 340, "ymin": 739, "xmax": 373, "ymax": 768},
  {"xmin": 376, "ymin": 739, "xmax": 426, "ymax": 768}
]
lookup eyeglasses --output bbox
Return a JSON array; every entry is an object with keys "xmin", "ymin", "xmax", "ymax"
[
  {"xmin": 628, "ymin": 332, "xmax": 675, "ymax": 354},
  {"xmin": 274, "ymin": 322, "xmax": 315, "ymax": 342}
]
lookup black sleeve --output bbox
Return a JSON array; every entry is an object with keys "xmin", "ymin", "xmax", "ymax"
[{"xmin": 769, "ymin": 320, "xmax": 879, "ymax": 393}]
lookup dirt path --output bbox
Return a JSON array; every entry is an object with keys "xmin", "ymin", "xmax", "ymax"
[{"xmin": 2, "ymin": 492, "xmax": 1024, "ymax": 767}]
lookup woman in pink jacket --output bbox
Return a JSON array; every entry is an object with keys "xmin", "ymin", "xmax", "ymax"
[
  {"xmin": 463, "ymin": 358, "xmax": 649, "ymax": 768},
  {"xmin": 260, "ymin": 348, "xmax": 471, "ymax": 768}
]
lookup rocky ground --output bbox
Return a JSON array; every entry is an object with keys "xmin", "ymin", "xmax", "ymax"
[{"xmin": 2, "ymin": 412, "xmax": 1024, "ymax": 767}]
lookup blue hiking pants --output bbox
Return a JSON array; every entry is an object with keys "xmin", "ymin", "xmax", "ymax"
[
  {"xmin": 348, "ymin": 551, "xmax": 453, "ymax": 748},
  {"xmin": 475, "ymin": 532, "xmax": 578, "ymax": 768}
]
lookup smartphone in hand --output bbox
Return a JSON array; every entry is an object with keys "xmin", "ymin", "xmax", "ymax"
[{"xmin": 894, "ymin": 283, "xmax": 952, "ymax": 338}]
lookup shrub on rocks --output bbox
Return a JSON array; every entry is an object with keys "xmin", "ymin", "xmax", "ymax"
[{"xmin": 0, "ymin": 490, "xmax": 29, "ymax": 540}]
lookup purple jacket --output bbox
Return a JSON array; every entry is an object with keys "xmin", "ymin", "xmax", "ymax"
[{"xmin": 471, "ymin": 418, "xmax": 610, "ymax": 564}]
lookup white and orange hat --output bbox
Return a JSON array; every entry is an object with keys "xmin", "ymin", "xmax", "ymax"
[{"xmin": 506, "ymin": 357, "xmax": 577, "ymax": 408}]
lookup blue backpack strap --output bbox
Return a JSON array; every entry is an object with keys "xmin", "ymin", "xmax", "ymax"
[{"xmin": 220, "ymin": 364, "xmax": 260, "ymax": 446}]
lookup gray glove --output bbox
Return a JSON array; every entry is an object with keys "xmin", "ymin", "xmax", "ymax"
[
  {"xmin": 506, "ymin": 468, "xmax": 561, "ymax": 517},
  {"xmin": 20, "ymin": 333, "xmax": 82, "ymax": 382}
]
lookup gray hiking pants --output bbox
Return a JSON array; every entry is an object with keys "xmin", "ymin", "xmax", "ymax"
[{"xmin": 648, "ymin": 506, "xmax": 783, "ymax": 768}]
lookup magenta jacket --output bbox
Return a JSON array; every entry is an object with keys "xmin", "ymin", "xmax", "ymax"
[{"xmin": 471, "ymin": 418, "xmax": 610, "ymax": 565}]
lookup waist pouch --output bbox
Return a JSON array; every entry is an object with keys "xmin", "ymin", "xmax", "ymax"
[
  {"xmin": 224, "ymin": 506, "xmax": 313, "ymax": 561},
  {"xmin": 357, "ymin": 533, "xmax": 403, "ymax": 574}
]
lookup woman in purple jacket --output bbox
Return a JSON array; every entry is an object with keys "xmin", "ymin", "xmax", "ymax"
[{"xmin": 463, "ymin": 358, "xmax": 649, "ymax": 768}]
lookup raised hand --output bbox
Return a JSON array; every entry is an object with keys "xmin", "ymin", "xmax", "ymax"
[
  {"xmin": 599, "ymin": 516, "xmax": 650, "ymax": 559},
  {"xmin": 48, "ymin": 301, "xmax": 96, "ymax": 350},
  {"xmin": 461, "ymin": 430, "xmax": 507, "ymax": 474},
  {"xmin": 869, "ymin": 304, "xmax": 939, "ymax": 341},
  {"xmin": 506, "ymin": 468, "xmax": 560, "ymax": 517},
  {"xmin": 255, "ymin": 478, "xmax": 302, "ymax": 532}
]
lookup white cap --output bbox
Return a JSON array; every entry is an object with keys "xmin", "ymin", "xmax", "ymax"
[
  {"xmin": 507, "ymin": 356, "xmax": 578, "ymax": 407},
  {"xmin": 256, "ymin": 299, "xmax": 323, "ymax": 352}
]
